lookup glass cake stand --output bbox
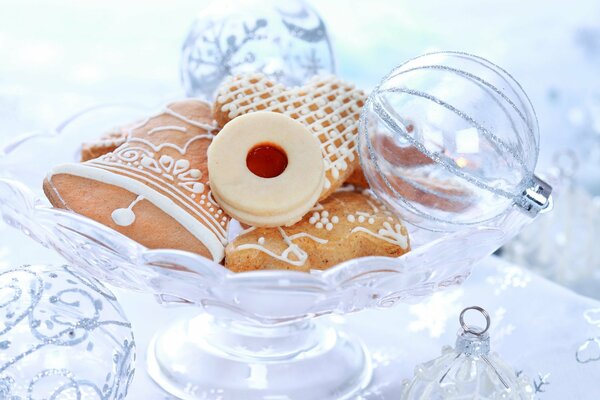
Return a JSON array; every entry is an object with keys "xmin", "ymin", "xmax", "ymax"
[{"xmin": 0, "ymin": 105, "xmax": 533, "ymax": 399}]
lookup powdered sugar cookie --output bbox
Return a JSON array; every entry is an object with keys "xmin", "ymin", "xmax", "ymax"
[
  {"xmin": 208, "ymin": 112, "xmax": 324, "ymax": 227},
  {"xmin": 214, "ymin": 73, "xmax": 366, "ymax": 200},
  {"xmin": 44, "ymin": 100, "xmax": 230, "ymax": 262},
  {"xmin": 225, "ymin": 190, "xmax": 410, "ymax": 272}
]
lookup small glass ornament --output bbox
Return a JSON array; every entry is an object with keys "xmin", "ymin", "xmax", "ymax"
[
  {"xmin": 180, "ymin": 0, "xmax": 335, "ymax": 100},
  {"xmin": 0, "ymin": 264, "xmax": 135, "ymax": 399},
  {"xmin": 359, "ymin": 52, "xmax": 552, "ymax": 231},
  {"xmin": 401, "ymin": 306, "xmax": 534, "ymax": 399}
]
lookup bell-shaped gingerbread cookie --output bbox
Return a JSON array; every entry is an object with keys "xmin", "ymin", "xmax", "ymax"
[{"xmin": 44, "ymin": 100, "xmax": 230, "ymax": 262}]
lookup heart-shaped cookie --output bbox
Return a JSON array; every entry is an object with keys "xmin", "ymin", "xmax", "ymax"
[{"xmin": 214, "ymin": 74, "xmax": 366, "ymax": 200}]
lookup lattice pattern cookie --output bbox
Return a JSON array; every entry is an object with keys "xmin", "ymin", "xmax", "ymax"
[{"xmin": 214, "ymin": 73, "xmax": 366, "ymax": 200}]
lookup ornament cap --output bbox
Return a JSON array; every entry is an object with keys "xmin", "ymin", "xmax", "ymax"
[
  {"xmin": 517, "ymin": 175, "xmax": 553, "ymax": 217},
  {"xmin": 455, "ymin": 329, "xmax": 490, "ymax": 356},
  {"xmin": 456, "ymin": 306, "xmax": 492, "ymax": 357}
]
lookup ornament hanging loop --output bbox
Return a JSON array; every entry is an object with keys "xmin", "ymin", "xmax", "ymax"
[{"xmin": 459, "ymin": 306, "xmax": 490, "ymax": 336}]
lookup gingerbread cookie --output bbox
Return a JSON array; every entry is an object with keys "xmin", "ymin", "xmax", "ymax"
[
  {"xmin": 44, "ymin": 100, "xmax": 230, "ymax": 262},
  {"xmin": 208, "ymin": 112, "xmax": 324, "ymax": 227},
  {"xmin": 214, "ymin": 73, "xmax": 366, "ymax": 200},
  {"xmin": 351, "ymin": 133, "xmax": 470, "ymax": 211},
  {"xmin": 81, "ymin": 129, "xmax": 128, "ymax": 162},
  {"xmin": 225, "ymin": 190, "xmax": 410, "ymax": 272},
  {"xmin": 350, "ymin": 133, "xmax": 435, "ymax": 188}
]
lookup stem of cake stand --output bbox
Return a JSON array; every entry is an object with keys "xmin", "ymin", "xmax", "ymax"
[{"xmin": 147, "ymin": 311, "xmax": 371, "ymax": 400}]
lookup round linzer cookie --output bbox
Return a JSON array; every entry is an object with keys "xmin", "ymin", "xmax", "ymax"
[
  {"xmin": 214, "ymin": 73, "xmax": 366, "ymax": 201},
  {"xmin": 208, "ymin": 112, "xmax": 325, "ymax": 227},
  {"xmin": 43, "ymin": 100, "xmax": 230, "ymax": 262},
  {"xmin": 225, "ymin": 190, "xmax": 411, "ymax": 272}
]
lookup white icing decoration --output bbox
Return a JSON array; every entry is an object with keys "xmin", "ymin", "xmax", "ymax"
[
  {"xmin": 287, "ymin": 232, "xmax": 328, "ymax": 244},
  {"xmin": 308, "ymin": 207, "xmax": 340, "ymax": 231},
  {"xmin": 111, "ymin": 210, "xmax": 134, "ymax": 226},
  {"xmin": 159, "ymin": 155, "xmax": 174, "ymax": 173},
  {"xmin": 164, "ymin": 107, "xmax": 217, "ymax": 132},
  {"xmin": 351, "ymin": 221, "xmax": 409, "ymax": 249},
  {"xmin": 111, "ymin": 195, "xmax": 144, "ymax": 227},
  {"xmin": 173, "ymin": 159, "xmax": 190, "ymax": 175},
  {"xmin": 91, "ymin": 161, "xmax": 226, "ymax": 238},
  {"xmin": 112, "ymin": 147, "xmax": 209, "ymax": 197},
  {"xmin": 128, "ymin": 134, "xmax": 214, "ymax": 155},
  {"xmin": 126, "ymin": 104, "xmax": 217, "ymax": 138},
  {"xmin": 235, "ymin": 227, "xmax": 327, "ymax": 267},
  {"xmin": 147, "ymin": 125, "xmax": 187, "ymax": 135},
  {"xmin": 51, "ymin": 163, "xmax": 225, "ymax": 261}
]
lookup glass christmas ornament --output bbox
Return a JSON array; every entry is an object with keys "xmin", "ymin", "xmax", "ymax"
[
  {"xmin": 401, "ymin": 306, "xmax": 534, "ymax": 399},
  {"xmin": 180, "ymin": 0, "xmax": 335, "ymax": 100},
  {"xmin": 359, "ymin": 51, "xmax": 552, "ymax": 231},
  {"xmin": 0, "ymin": 264, "xmax": 135, "ymax": 399}
]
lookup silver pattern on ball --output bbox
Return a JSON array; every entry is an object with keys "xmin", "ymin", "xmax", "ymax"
[
  {"xmin": 180, "ymin": 0, "xmax": 335, "ymax": 100},
  {"xmin": 0, "ymin": 265, "xmax": 135, "ymax": 399}
]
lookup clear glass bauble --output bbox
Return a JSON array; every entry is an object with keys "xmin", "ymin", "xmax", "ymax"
[
  {"xmin": 401, "ymin": 307, "xmax": 534, "ymax": 400},
  {"xmin": 180, "ymin": 0, "xmax": 335, "ymax": 100},
  {"xmin": 401, "ymin": 339, "xmax": 534, "ymax": 399},
  {"xmin": 359, "ymin": 52, "xmax": 550, "ymax": 231},
  {"xmin": 0, "ymin": 264, "xmax": 135, "ymax": 399}
]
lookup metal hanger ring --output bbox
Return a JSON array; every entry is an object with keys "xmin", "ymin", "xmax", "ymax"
[{"xmin": 459, "ymin": 306, "xmax": 490, "ymax": 336}]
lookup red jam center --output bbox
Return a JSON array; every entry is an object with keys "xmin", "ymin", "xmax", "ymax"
[{"xmin": 246, "ymin": 143, "xmax": 288, "ymax": 178}]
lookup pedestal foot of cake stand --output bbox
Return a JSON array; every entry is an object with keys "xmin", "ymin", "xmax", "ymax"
[{"xmin": 147, "ymin": 313, "xmax": 371, "ymax": 400}]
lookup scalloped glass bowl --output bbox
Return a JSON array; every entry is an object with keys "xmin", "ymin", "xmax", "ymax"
[{"xmin": 0, "ymin": 105, "xmax": 531, "ymax": 399}]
